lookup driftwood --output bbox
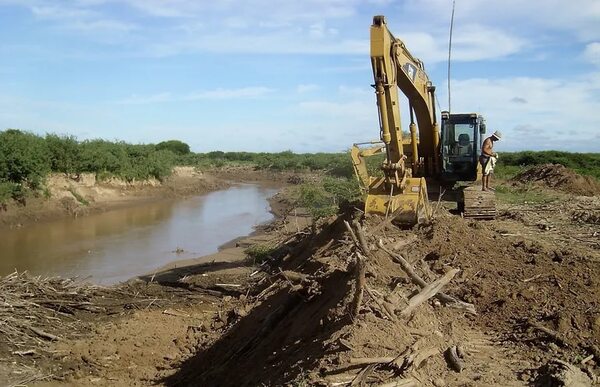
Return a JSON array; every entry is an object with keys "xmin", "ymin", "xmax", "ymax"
[
  {"xmin": 279, "ymin": 270, "xmax": 308, "ymax": 283},
  {"xmin": 444, "ymin": 345, "xmax": 464, "ymax": 372},
  {"xmin": 350, "ymin": 356, "xmax": 399, "ymax": 366},
  {"xmin": 376, "ymin": 379, "xmax": 417, "ymax": 387},
  {"xmin": 528, "ymin": 320, "xmax": 568, "ymax": 346},
  {"xmin": 377, "ymin": 240, "xmax": 476, "ymax": 315},
  {"xmin": 343, "ymin": 220, "xmax": 360, "ymax": 247},
  {"xmin": 400, "ymin": 269, "xmax": 459, "ymax": 316},
  {"xmin": 344, "ymin": 221, "xmax": 369, "ymax": 320},
  {"xmin": 30, "ymin": 327, "xmax": 60, "ymax": 341},
  {"xmin": 353, "ymin": 220, "xmax": 372, "ymax": 258},
  {"xmin": 589, "ymin": 345, "xmax": 600, "ymax": 363},
  {"xmin": 392, "ymin": 235, "xmax": 418, "ymax": 251},
  {"xmin": 365, "ymin": 285, "xmax": 396, "ymax": 321},
  {"xmin": 350, "ymin": 252, "xmax": 366, "ymax": 319},
  {"xmin": 349, "ymin": 346, "xmax": 437, "ymax": 374}
]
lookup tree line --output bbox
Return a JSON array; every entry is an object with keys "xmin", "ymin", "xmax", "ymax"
[{"xmin": 1, "ymin": 128, "xmax": 597, "ymax": 205}]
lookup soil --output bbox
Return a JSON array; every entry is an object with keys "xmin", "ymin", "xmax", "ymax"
[
  {"xmin": 1, "ymin": 168, "xmax": 599, "ymax": 386},
  {"xmin": 511, "ymin": 164, "xmax": 600, "ymax": 196}
]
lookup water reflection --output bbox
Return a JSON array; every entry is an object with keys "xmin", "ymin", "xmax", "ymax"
[{"xmin": 0, "ymin": 185, "xmax": 276, "ymax": 284}]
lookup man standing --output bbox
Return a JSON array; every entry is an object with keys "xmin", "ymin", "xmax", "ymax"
[{"xmin": 480, "ymin": 131, "xmax": 502, "ymax": 191}]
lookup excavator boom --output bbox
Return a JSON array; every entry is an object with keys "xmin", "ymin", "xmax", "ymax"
[{"xmin": 353, "ymin": 15, "xmax": 496, "ymax": 223}]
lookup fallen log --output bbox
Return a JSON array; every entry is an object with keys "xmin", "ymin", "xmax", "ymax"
[
  {"xmin": 350, "ymin": 252, "xmax": 366, "ymax": 319},
  {"xmin": 353, "ymin": 220, "xmax": 372, "ymax": 258},
  {"xmin": 528, "ymin": 320, "xmax": 568, "ymax": 346},
  {"xmin": 343, "ymin": 220, "xmax": 360, "ymax": 248},
  {"xmin": 400, "ymin": 269, "xmax": 460, "ymax": 316},
  {"xmin": 279, "ymin": 270, "xmax": 308, "ymax": 283},
  {"xmin": 377, "ymin": 240, "xmax": 476, "ymax": 315},
  {"xmin": 365, "ymin": 285, "xmax": 396, "ymax": 321},
  {"xmin": 444, "ymin": 345, "xmax": 464, "ymax": 372},
  {"xmin": 30, "ymin": 327, "xmax": 60, "ymax": 341}
]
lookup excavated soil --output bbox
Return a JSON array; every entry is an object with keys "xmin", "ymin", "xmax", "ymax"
[
  {"xmin": 1, "ymin": 172, "xmax": 599, "ymax": 386},
  {"xmin": 511, "ymin": 164, "xmax": 600, "ymax": 196}
]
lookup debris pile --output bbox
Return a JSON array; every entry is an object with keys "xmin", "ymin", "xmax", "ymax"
[
  {"xmin": 160, "ymin": 213, "xmax": 540, "ymax": 385},
  {"xmin": 511, "ymin": 163, "xmax": 600, "ymax": 196}
]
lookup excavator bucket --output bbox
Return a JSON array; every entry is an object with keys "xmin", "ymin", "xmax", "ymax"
[{"xmin": 364, "ymin": 177, "xmax": 431, "ymax": 225}]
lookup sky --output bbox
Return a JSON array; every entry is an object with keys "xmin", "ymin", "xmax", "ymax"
[{"xmin": 0, "ymin": 0, "xmax": 599, "ymax": 153}]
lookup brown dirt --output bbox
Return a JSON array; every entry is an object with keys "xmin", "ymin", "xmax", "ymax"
[
  {"xmin": 1, "ymin": 173, "xmax": 599, "ymax": 386},
  {"xmin": 511, "ymin": 164, "xmax": 600, "ymax": 196}
]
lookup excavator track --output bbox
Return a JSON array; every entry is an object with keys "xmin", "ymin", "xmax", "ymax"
[{"xmin": 461, "ymin": 186, "xmax": 497, "ymax": 219}]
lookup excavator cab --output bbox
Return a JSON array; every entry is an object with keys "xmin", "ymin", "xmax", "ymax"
[{"xmin": 440, "ymin": 111, "xmax": 486, "ymax": 183}]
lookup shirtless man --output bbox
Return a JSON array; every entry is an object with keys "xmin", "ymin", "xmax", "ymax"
[{"xmin": 480, "ymin": 131, "xmax": 502, "ymax": 191}]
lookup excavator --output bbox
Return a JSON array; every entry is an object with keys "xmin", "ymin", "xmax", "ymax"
[{"xmin": 351, "ymin": 15, "xmax": 496, "ymax": 224}]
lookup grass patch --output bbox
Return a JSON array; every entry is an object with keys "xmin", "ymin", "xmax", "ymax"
[
  {"xmin": 294, "ymin": 177, "xmax": 361, "ymax": 220},
  {"xmin": 244, "ymin": 243, "xmax": 277, "ymax": 264},
  {"xmin": 68, "ymin": 188, "xmax": 89, "ymax": 205},
  {"xmin": 494, "ymin": 184, "xmax": 559, "ymax": 205}
]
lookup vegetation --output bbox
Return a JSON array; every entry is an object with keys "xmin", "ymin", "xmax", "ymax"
[
  {"xmin": 294, "ymin": 177, "xmax": 361, "ymax": 219},
  {"xmin": 1, "ymin": 128, "xmax": 597, "ymax": 210},
  {"xmin": 494, "ymin": 184, "xmax": 560, "ymax": 205},
  {"xmin": 0, "ymin": 130, "xmax": 50, "ymax": 204},
  {"xmin": 0, "ymin": 130, "xmax": 182, "ymax": 204},
  {"xmin": 244, "ymin": 243, "xmax": 277, "ymax": 264},
  {"xmin": 496, "ymin": 151, "xmax": 600, "ymax": 179},
  {"xmin": 156, "ymin": 140, "xmax": 191, "ymax": 155}
]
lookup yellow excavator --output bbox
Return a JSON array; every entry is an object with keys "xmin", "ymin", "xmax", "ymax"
[{"xmin": 351, "ymin": 15, "xmax": 496, "ymax": 224}]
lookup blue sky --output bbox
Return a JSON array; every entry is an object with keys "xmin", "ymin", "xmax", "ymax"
[{"xmin": 1, "ymin": 0, "xmax": 599, "ymax": 152}]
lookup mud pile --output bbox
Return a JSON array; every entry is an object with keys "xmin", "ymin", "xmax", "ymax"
[
  {"xmin": 412, "ymin": 215, "xmax": 600, "ymax": 357},
  {"xmin": 511, "ymin": 163, "xmax": 600, "ymax": 196},
  {"xmin": 161, "ymin": 212, "xmax": 584, "ymax": 386}
]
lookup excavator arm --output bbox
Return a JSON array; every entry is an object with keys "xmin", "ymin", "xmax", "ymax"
[
  {"xmin": 370, "ymin": 15, "xmax": 440, "ymax": 176},
  {"xmin": 353, "ymin": 16, "xmax": 437, "ymax": 223},
  {"xmin": 353, "ymin": 15, "xmax": 495, "ymax": 223}
]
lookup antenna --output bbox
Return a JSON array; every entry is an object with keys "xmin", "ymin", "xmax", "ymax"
[{"xmin": 447, "ymin": 0, "xmax": 456, "ymax": 112}]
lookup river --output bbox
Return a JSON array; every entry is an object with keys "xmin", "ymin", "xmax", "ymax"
[{"xmin": 0, "ymin": 184, "xmax": 277, "ymax": 284}]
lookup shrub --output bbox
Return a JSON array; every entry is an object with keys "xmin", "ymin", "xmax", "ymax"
[
  {"xmin": 45, "ymin": 134, "xmax": 81, "ymax": 176},
  {"xmin": 0, "ymin": 129, "xmax": 50, "ymax": 191},
  {"xmin": 244, "ymin": 243, "xmax": 277, "ymax": 264},
  {"xmin": 156, "ymin": 140, "xmax": 191, "ymax": 155}
]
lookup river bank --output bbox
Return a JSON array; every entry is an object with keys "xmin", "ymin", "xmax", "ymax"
[
  {"xmin": 0, "ymin": 177, "xmax": 304, "ymax": 386},
  {"xmin": 0, "ymin": 167, "xmax": 229, "ymax": 230}
]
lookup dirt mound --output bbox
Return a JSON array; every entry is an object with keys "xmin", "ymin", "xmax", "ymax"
[
  {"xmin": 160, "ymin": 215, "xmax": 529, "ymax": 386},
  {"xmin": 511, "ymin": 164, "xmax": 600, "ymax": 196},
  {"xmin": 410, "ymin": 214, "xmax": 600, "ymax": 377}
]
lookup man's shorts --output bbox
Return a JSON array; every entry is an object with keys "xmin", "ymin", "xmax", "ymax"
[{"xmin": 480, "ymin": 156, "xmax": 491, "ymax": 176}]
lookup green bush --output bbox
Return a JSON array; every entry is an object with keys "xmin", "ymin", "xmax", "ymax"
[
  {"xmin": 45, "ymin": 134, "xmax": 81, "ymax": 176},
  {"xmin": 498, "ymin": 151, "xmax": 600, "ymax": 179},
  {"xmin": 0, "ymin": 129, "xmax": 50, "ymax": 192},
  {"xmin": 156, "ymin": 140, "xmax": 190, "ymax": 155},
  {"xmin": 295, "ymin": 177, "xmax": 360, "ymax": 219},
  {"xmin": 244, "ymin": 243, "xmax": 277, "ymax": 264}
]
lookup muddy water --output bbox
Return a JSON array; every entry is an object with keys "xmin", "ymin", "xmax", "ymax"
[{"xmin": 0, "ymin": 185, "xmax": 277, "ymax": 284}]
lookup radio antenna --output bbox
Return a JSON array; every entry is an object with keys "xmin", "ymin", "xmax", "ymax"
[{"xmin": 447, "ymin": 0, "xmax": 456, "ymax": 112}]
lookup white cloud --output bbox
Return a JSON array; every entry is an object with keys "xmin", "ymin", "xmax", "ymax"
[
  {"xmin": 444, "ymin": 74, "xmax": 600, "ymax": 151},
  {"xmin": 583, "ymin": 42, "xmax": 600, "ymax": 66},
  {"xmin": 116, "ymin": 87, "xmax": 274, "ymax": 104},
  {"xmin": 184, "ymin": 86, "xmax": 274, "ymax": 100},
  {"xmin": 296, "ymin": 84, "xmax": 320, "ymax": 93},
  {"xmin": 117, "ymin": 92, "xmax": 172, "ymax": 105},
  {"xmin": 406, "ymin": 0, "xmax": 600, "ymax": 41}
]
